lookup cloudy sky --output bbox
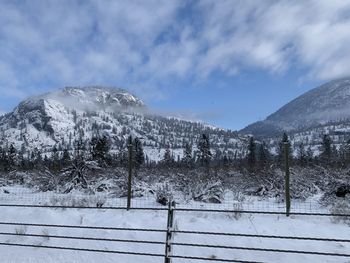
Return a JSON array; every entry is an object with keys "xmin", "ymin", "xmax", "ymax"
[{"xmin": 1, "ymin": 0, "xmax": 350, "ymax": 129}]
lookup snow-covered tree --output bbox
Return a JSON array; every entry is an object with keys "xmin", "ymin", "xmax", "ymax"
[
  {"xmin": 197, "ymin": 134, "xmax": 212, "ymax": 166},
  {"xmin": 182, "ymin": 142, "xmax": 193, "ymax": 166}
]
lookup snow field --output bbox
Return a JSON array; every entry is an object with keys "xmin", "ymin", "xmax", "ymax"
[{"xmin": 0, "ymin": 205, "xmax": 349, "ymax": 263}]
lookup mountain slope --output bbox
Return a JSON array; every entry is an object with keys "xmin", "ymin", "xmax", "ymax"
[
  {"xmin": 241, "ymin": 78, "xmax": 350, "ymax": 138},
  {"xmin": 0, "ymin": 86, "xmax": 246, "ymax": 161}
]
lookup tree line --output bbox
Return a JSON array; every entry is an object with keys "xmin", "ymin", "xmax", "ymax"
[{"xmin": 1, "ymin": 132, "xmax": 349, "ymax": 173}]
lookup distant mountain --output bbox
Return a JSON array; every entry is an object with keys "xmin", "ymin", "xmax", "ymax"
[
  {"xmin": 241, "ymin": 78, "xmax": 350, "ymax": 155},
  {"xmin": 241, "ymin": 78, "xmax": 350, "ymax": 138},
  {"xmin": 0, "ymin": 86, "xmax": 246, "ymax": 161}
]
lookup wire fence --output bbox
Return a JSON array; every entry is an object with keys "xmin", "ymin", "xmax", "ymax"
[
  {"xmin": 0, "ymin": 185, "xmax": 337, "ymax": 214},
  {"xmin": 0, "ymin": 202, "xmax": 349, "ymax": 262}
]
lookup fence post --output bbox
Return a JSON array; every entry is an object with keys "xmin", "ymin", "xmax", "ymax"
[
  {"xmin": 127, "ymin": 143, "xmax": 133, "ymax": 211},
  {"xmin": 164, "ymin": 201, "xmax": 175, "ymax": 263},
  {"xmin": 284, "ymin": 142, "xmax": 291, "ymax": 217}
]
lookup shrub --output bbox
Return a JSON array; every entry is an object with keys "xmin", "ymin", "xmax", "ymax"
[
  {"xmin": 330, "ymin": 197, "xmax": 350, "ymax": 226},
  {"xmin": 155, "ymin": 183, "xmax": 173, "ymax": 206},
  {"xmin": 192, "ymin": 180, "xmax": 224, "ymax": 204}
]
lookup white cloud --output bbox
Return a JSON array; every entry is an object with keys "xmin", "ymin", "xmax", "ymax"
[
  {"xmin": 195, "ymin": 0, "xmax": 350, "ymax": 80},
  {"xmin": 0, "ymin": 0, "xmax": 350, "ymax": 101}
]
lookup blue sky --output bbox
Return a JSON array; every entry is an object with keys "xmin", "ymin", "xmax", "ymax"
[{"xmin": 1, "ymin": 0, "xmax": 350, "ymax": 130}]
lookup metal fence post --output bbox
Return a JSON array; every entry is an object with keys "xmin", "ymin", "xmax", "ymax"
[
  {"xmin": 127, "ymin": 143, "xmax": 133, "ymax": 211},
  {"xmin": 164, "ymin": 201, "xmax": 175, "ymax": 263},
  {"xmin": 284, "ymin": 142, "xmax": 291, "ymax": 217}
]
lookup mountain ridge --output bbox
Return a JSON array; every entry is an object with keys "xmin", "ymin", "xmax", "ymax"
[
  {"xmin": 241, "ymin": 77, "xmax": 350, "ymax": 138},
  {"xmin": 0, "ymin": 86, "xmax": 246, "ymax": 162}
]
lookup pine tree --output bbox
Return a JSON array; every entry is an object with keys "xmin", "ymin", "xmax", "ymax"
[
  {"xmin": 320, "ymin": 134, "xmax": 332, "ymax": 165},
  {"xmin": 222, "ymin": 155, "xmax": 230, "ymax": 168},
  {"xmin": 61, "ymin": 148, "xmax": 71, "ymax": 167},
  {"xmin": 90, "ymin": 136, "xmax": 111, "ymax": 166},
  {"xmin": 182, "ymin": 143, "xmax": 193, "ymax": 166},
  {"xmin": 32, "ymin": 148, "xmax": 43, "ymax": 168},
  {"xmin": 73, "ymin": 136, "xmax": 85, "ymax": 161},
  {"xmin": 297, "ymin": 142, "xmax": 307, "ymax": 166},
  {"xmin": 332, "ymin": 144, "xmax": 338, "ymax": 165},
  {"xmin": 162, "ymin": 146, "xmax": 174, "ymax": 166},
  {"xmin": 51, "ymin": 145, "xmax": 60, "ymax": 170},
  {"xmin": 339, "ymin": 140, "xmax": 350, "ymax": 167},
  {"xmin": 197, "ymin": 134, "xmax": 211, "ymax": 166},
  {"xmin": 0, "ymin": 146, "xmax": 7, "ymax": 171},
  {"xmin": 247, "ymin": 137, "xmax": 256, "ymax": 167},
  {"xmin": 133, "ymin": 137, "xmax": 144, "ymax": 168},
  {"xmin": 121, "ymin": 136, "xmax": 144, "ymax": 168},
  {"xmin": 306, "ymin": 146, "xmax": 313, "ymax": 165},
  {"xmin": 258, "ymin": 141, "xmax": 270, "ymax": 167},
  {"xmin": 8, "ymin": 144, "xmax": 17, "ymax": 170}
]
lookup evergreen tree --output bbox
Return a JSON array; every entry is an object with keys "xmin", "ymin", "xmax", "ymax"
[
  {"xmin": 332, "ymin": 144, "xmax": 338, "ymax": 164},
  {"xmin": 120, "ymin": 136, "xmax": 144, "ymax": 168},
  {"xmin": 338, "ymin": 140, "xmax": 350, "ymax": 167},
  {"xmin": 320, "ymin": 134, "xmax": 332, "ymax": 165},
  {"xmin": 222, "ymin": 155, "xmax": 230, "ymax": 168},
  {"xmin": 247, "ymin": 137, "xmax": 256, "ymax": 167},
  {"xmin": 73, "ymin": 136, "xmax": 85, "ymax": 161},
  {"xmin": 162, "ymin": 146, "xmax": 174, "ymax": 166},
  {"xmin": 7, "ymin": 144, "xmax": 17, "ymax": 170},
  {"xmin": 61, "ymin": 148, "xmax": 71, "ymax": 167},
  {"xmin": 31, "ymin": 147, "xmax": 43, "ymax": 169},
  {"xmin": 297, "ymin": 142, "xmax": 307, "ymax": 166},
  {"xmin": 258, "ymin": 141, "xmax": 270, "ymax": 167},
  {"xmin": 306, "ymin": 146, "xmax": 314, "ymax": 165},
  {"xmin": 197, "ymin": 134, "xmax": 211, "ymax": 166},
  {"xmin": 0, "ymin": 146, "xmax": 7, "ymax": 171},
  {"xmin": 133, "ymin": 137, "xmax": 144, "ymax": 168},
  {"xmin": 90, "ymin": 136, "xmax": 111, "ymax": 166},
  {"xmin": 51, "ymin": 145, "xmax": 60, "ymax": 170},
  {"xmin": 182, "ymin": 143, "xmax": 193, "ymax": 166}
]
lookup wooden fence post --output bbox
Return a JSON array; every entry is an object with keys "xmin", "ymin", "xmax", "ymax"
[
  {"xmin": 284, "ymin": 142, "xmax": 291, "ymax": 217},
  {"xmin": 127, "ymin": 143, "xmax": 133, "ymax": 211},
  {"xmin": 164, "ymin": 201, "xmax": 175, "ymax": 263}
]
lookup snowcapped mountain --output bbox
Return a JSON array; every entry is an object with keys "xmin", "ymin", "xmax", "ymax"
[
  {"xmin": 241, "ymin": 78, "xmax": 350, "ymax": 155},
  {"xmin": 0, "ymin": 86, "xmax": 246, "ymax": 161},
  {"xmin": 242, "ymin": 78, "xmax": 350, "ymax": 138}
]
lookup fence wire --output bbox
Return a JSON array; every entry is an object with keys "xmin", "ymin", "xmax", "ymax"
[
  {"xmin": 0, "ymin": 203, "xmax": 349, "ymax": 262},
  {"xmin": 0, "ymin": 185, "xmax": 338, "ymax": 214}
]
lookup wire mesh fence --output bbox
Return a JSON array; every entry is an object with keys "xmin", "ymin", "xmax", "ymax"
[{"xmin": 0, "ymin": 185, "xmax": 335, "ymax": 215}]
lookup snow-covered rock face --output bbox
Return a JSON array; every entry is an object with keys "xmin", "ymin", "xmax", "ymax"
[
  {"xmin": 3, "ymin": 86, "xmax": 145, "ymax": 136},
  {"xmin": 42, "ymin": 86, "xmax": 145, "ymax": 110},
  {"xmin": 242, "ymin": 78, "xmax": 350, "ymax": 137},
  {"xmin": 0, "ymin": 86, "xmax": 245, "ymax": 161}
]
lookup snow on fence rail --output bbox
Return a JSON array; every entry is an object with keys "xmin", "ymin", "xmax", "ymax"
[{"xmin": 0, "ymin": 202, "xmax": 349, "ymax": 262}]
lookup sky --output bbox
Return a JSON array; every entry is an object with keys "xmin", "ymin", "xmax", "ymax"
[{"xmin": 1, "ymin": 0, "xmax": 350, "ymax": 130}]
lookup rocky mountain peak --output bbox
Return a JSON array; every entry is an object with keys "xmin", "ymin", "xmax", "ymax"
[
  {"xmin": 0, "ymin": 86, "xmax": 244, "ymax": 162},
  {"xmin": 40, "ymin": 86, "xmax": 146, "ymax": 110}
]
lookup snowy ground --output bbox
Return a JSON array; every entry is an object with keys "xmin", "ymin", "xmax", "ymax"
[{"xmin": 0, "ymin": 187, "xmax": 349, "ymax": 263}]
